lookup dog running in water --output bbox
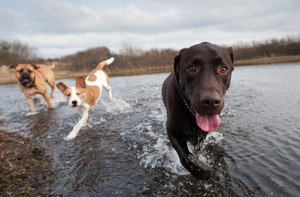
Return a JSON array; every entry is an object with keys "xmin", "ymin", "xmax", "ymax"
[
  {"xmin": 162, "ymin": 42, "xmax": 234, "ymax": 178},
  {"xmin": 10, "ymin": 61, "xmax": 56, "ymax": 112},
  {"xmin": 56, "ymin": 57, "xmax": 114, "ymax": 140}
]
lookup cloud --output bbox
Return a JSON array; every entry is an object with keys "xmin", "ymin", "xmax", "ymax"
[
  {"xmin": 1, "ymin": 0, "xmax": 299, "ymax": 57},
  {"xmin": 102, "ymin": 5, "xmax": 180, "ymax": 32},
  {"xmin": 14, "ymin": 28, "xmax": 294, "ymax": 58},
  {"xmin": 28, "ymin": 1, "xmax": 98, "ymax": 33},
  {"xmin": 0, "ymin": 7, "xmax": 27, "ymax": 36},
  {"xmin": 24, "ymin": 1, "xmax": 181, "ymax": 34}
]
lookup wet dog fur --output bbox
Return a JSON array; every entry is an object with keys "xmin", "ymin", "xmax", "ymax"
[
  {"xmin": 56, "ymin": 57, "xmax": 114, "ymax": 140},
  {"xmin": 162, "ymin": 42, "xmax": 234, "ymax": 178}
]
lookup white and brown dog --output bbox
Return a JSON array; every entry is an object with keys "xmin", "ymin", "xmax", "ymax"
[{"xmin": 56, "ymin": 57, "xmax": 114, "ymax": 140}]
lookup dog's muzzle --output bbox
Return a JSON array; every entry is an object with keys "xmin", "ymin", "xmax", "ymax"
[
  {"xmin": 190, "ymin": 92, "xmax": 224, "ymax": 132},
  {"xmin": 199, "ymin": 93, "xmax": 223, "ymax": 114},
  {"xmin": 19, "ymin": 73, "xmax": 33, "ymax": 86}
]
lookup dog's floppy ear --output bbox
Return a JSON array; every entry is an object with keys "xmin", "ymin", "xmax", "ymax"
[
  {"xmin": 174, "ymin": 48, "xmax": 187, "ymax": 74},
  {"xmin": 31, "ymin": 64, "xmax": 39, "ymax": 69},
  {"xmin": 76, "ymin": 76, "xmax": 86, "ymax": 89},
  {"xmin": 10, "ymin": 64, "xmax": 18, "ymax": 69},
  {"xmin": 227, "ymin": 47, "xmax": 234, "ymax": 64},
  {"xmin": 56, "ymin": 82, "xmax": 69, "ymax": 93}
]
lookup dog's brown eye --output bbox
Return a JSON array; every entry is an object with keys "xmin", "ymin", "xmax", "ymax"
[
  {"xmin": 67, "ymin": 93, "xmax": 71, "ymax": 97},
  {"xmin": 219, "ymin": 66, "xmax": 228, "ymax": 74},
  {"xmin": 18, "ymin": 69, "xmax": 24, "ymax": 73},
  {"xmin": 187, "ymin": 66, "xmax": 197, "ymax": 73},
  {"xmin": 28, "ymin": 70, "xmax": 32, "ymax": 73},
  {"xmin": 76, "ymin": 93, "xmax": 80, "ymax": 96}
]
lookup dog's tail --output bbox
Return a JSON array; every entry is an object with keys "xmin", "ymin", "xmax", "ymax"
[
  {"xmin": 49, "ymin": 60, "xmax": 55, "ymax": 69},
  {"xmin": 96, "ymin": 57, "xmax": 114, "ymax": 70}
]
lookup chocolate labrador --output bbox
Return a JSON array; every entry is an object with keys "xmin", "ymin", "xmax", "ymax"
[{"xmin": 162, "ymin": 42, "xmax": 234, "ymax": 178}]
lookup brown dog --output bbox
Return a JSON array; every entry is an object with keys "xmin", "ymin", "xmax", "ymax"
[
  {"xmin": 10, "ymin": 61, "xmax": 56, "ymax": 112},
  {"xmin": 162, "ymin": 42, "xmax": 234, "ymax": 178}
]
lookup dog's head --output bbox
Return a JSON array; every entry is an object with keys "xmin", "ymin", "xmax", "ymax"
[
  {"xmin": 174, "ymin": 42, "xmax": 234, "ymax": 132},
  {"xmin": 56, "ymin": 77, "xmax": 86, "ymax": 108},
  {"xmin": 10, "ymin": 64, "xmax": 39, "ymax": 87}
]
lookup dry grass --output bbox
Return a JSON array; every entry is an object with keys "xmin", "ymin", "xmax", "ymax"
[
  {"xmin": 106, "ymin": 65, "xmax": 173, "ymax": 76},
  {"xmin": 235, "ymin": 55, "xmax": 300, "ymax": 65},
  {"xmin": 0, "ymin": 132, "xmax": 56, "ymax": 196}
]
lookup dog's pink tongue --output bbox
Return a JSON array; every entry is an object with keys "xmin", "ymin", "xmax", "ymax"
[{"xmin": 196, "ymin": 113, "xmax": 220, "ymax": 132}]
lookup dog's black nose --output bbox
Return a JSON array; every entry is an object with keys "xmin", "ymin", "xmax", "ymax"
[
  {"xmin": 200, "ymin": 93, "xmax": 221, "ymax": 108},
  {"xmin": 72, "ymin": 100, "xmax": 77, "ymax": 106},
  {"xmin": 21, "ymin": 72, "xmax": 31, "ymax": 79}
]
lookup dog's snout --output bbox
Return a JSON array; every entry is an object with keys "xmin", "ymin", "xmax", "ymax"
[
  {"xmin": 21, "ymin": 72, "xmax": 31, "ymax": 78},
  {"xmin": 200, "ymin": 93, "xmax": 221, "ymax": 109},
  {"xmin": 72, "ymin": 100, "xmax": 77, "ymax": 106}
]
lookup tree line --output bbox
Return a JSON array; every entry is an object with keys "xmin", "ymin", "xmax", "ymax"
[
  {"xmin": 59, "ymin": 45, "xmax": 177, "ymax": 75},
  {"xmin": 0, "ymin": 40, "xmax": 39, "ymax": 65},
  {"xmin": 1, "ymin": 35, "xmax": 300, "ymax": 75},
  {"xmin": 234, "ymin": 35, "xmax": 300, "ymax": 60}
]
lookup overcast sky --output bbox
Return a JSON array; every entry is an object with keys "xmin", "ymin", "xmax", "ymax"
[{"xmin": 1, "ymin": 0, "xmax": 299, "ymax": 58}]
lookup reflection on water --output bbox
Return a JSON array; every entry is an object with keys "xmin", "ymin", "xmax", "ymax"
[{"xmin": 0, "ymin": 63, "xmax": 299, "ymax": 196}]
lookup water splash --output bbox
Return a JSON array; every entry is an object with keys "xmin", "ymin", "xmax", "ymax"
[{"xmin": 101, "ymin": 95, "xmax": 132, "ymax": 114}]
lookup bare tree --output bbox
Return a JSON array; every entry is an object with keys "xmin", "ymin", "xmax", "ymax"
[{"xmin": 0, "ymin": 40, "xmax": 38, "ymax": 65}]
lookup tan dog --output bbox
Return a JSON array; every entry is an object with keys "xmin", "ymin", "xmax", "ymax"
[
  {"xmin": 56, "ymin": 57, "xmax": 114, "ymax": 140},
  {"xmin": 10, "ymin": 61, "xmax": 56, "ymax": 112}
]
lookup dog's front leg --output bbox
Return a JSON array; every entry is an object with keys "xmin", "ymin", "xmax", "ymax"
[
  {"xmin": 168, "ymin": 132, "xmax": 211, "ymax": 179},
  {"xmin": 42, "ymin": 92, "xmax": 53, "ymax": 109},
  {"xmin": 25, "ymin": 95, "xmax": 35, "ymax": 112},
  {"xmin": 65, "ymin": 107, "xmax": 89, "ymax": 140}
]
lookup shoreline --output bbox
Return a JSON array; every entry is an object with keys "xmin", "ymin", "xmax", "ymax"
[
  {"xmin": 234, "ymin": 55, "xmax": 300, "ymax": 66},
  {"xmin": 1, "ymin": 55, "xmax": 300, "ymax": 85}
]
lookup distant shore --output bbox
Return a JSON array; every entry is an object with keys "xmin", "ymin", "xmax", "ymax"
[
  {"xmin": 234, "ymin": 55, "xmax": 300, "ymax": 66},
  {"xmin": 1, "ymin": 55, "xmax": 300, "ymax": 85}
]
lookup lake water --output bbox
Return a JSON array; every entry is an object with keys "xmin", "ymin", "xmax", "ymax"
[{"xmin": 1, "ymin": 63, "xmax": 299, "ymax": 196}]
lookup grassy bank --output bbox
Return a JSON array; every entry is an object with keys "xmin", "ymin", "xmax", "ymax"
[
  {"xmin": 234, "ymin": 55, "xmax": 300, "ymax": 65},
  {"xmin": 1, "ymin": 55, "xmax": 300, "ymax": 85},
  {"xmin": 0, "ymin": 132, "xmax": 56, "ymax": 196}
]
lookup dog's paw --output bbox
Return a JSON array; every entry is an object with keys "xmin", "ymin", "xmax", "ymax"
[
  {"xmin": 188, "ymin": 154, "xmax": 212, "ymax": 172},
  {"xmin": 64, "ymin": 134, "xmax": 76, "ymax": 141},
  {"xmin": 48, "ymin": 105, "xmax": 54, "ymax": 109},
  {"xmin": 186, "ymin": 154, "xmax": 212, "ymax": 179},
  {"xmin": 26, "ymin": 111, "xmax": 38, "ymax": 116}
]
